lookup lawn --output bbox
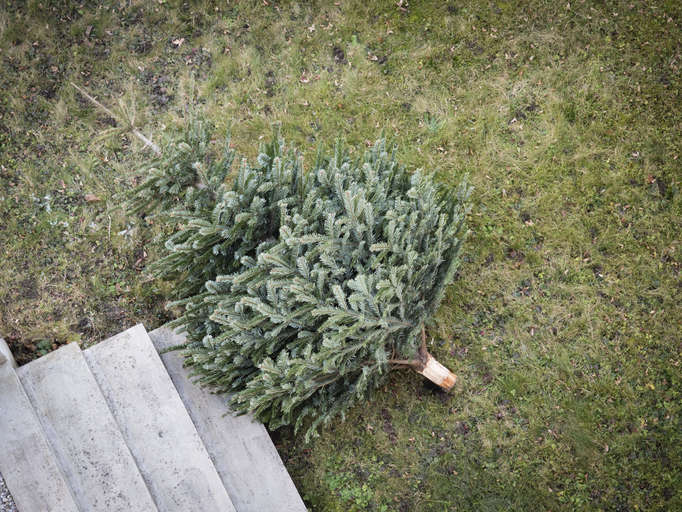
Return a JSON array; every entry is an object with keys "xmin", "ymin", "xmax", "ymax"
[{"xmin": 0, "ymin": 0, "xmax": 680, "ymax": 510}]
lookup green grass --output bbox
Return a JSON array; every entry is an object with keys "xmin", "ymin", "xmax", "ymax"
[{"xmin": 1, "ymin": 1, "xmax": 680, "ymax": 510}]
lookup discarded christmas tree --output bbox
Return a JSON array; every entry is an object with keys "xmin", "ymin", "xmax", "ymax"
[{"xmin": 129, "ymin": 121, "xmax": 470, "ymax": 438}]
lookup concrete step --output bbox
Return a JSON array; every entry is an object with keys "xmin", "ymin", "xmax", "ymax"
[
  {"xmin": 17, "ymin": 342, "xmax": 158, "ymax": 512},
  {"xmin": 0, "ymin": 339, "xmax": 79, "ymax": 512},
  {"xmin": 149, "ymin": 326, "xmax": 307, "ymax": 512},
  {"xmin": 84, "ymin": 324, "xmax": 236, "ymax": 512}
]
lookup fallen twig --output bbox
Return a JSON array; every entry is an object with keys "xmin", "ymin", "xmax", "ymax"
[{"xmin": 71, "ymin": 82, "xmax": 161, "ymax": 155}]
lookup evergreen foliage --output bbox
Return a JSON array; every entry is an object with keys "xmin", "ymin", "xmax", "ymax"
[{"xmin": 130, "ymin": 121, "xmax": 470, "ymax": 439}]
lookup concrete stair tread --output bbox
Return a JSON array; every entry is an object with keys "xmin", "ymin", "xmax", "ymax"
[
  {"xmin": 84, "ymin": 324, "xmax": 236, "ymax": 512},
  {"xmin": 17, "ymin": 342, "xmax": 157, "ymax": 512},
  {"xmin": 0, "ymin": 339, "xmax": 79, "ymax": 512},
  {"xmin": 149, "ymin": 326, "xmax": 307, "ymax": 512}
]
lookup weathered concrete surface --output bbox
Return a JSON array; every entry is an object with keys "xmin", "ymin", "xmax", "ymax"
[
  {"xmin": 84, "ymin": 324, "xmax": 236, "ymax": 512},
  {"xmin": 0, "ymin": 338, "xmax": 16, "ymax": 368},
  {"xmin": 0, "ymin": 341, "xmax": 79, "ymax": 512},
  {"xmin": 149, "ymin": 326, "xmax": 307, "ymax": 512},
  {"xmin": 17, "ymin": 342, "xmax": 158, "ymax": 512}
]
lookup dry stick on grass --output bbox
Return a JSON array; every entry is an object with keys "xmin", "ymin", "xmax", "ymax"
[
  {"xmin": 72, "ymin": 82, "xmax": 210, "ymax": 192},
  {"xmin": 71, "ymin": 82, "xmax": 161, "ymax": 155}
]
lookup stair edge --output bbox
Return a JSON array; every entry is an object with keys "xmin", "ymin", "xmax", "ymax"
[
  {"xmin": 84, "ymin": 324, "xmax": 236, "ymax": 512},
  {"xmin": 0, "ymin": 342, "xmax": 80, "ymax": 512},
  {"xmin": 18, "ymin": 341, "xmax": 159, "ymax": 512}
]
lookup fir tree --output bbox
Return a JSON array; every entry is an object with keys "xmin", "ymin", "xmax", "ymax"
[{"xmin": 129, "ymin": 120, "xmax": 471, "ymax": 439}]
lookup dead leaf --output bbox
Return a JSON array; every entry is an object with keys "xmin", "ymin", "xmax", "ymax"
[
  {"xmin": 84, "ymin": 193, "xmax": 101, "ymax": 202},
  {"xmin": 172, "ymin": 38, "xmax": 185, "ymax": 48}
]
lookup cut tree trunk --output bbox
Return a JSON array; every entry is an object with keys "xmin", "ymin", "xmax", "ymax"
[
  {"xmin": 393, "ymin": 325, "xmax": 457, "ymax": 391},
  {"xmin": 415, "ymin": 350, "xmax": 457, "ymax": 391}
]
